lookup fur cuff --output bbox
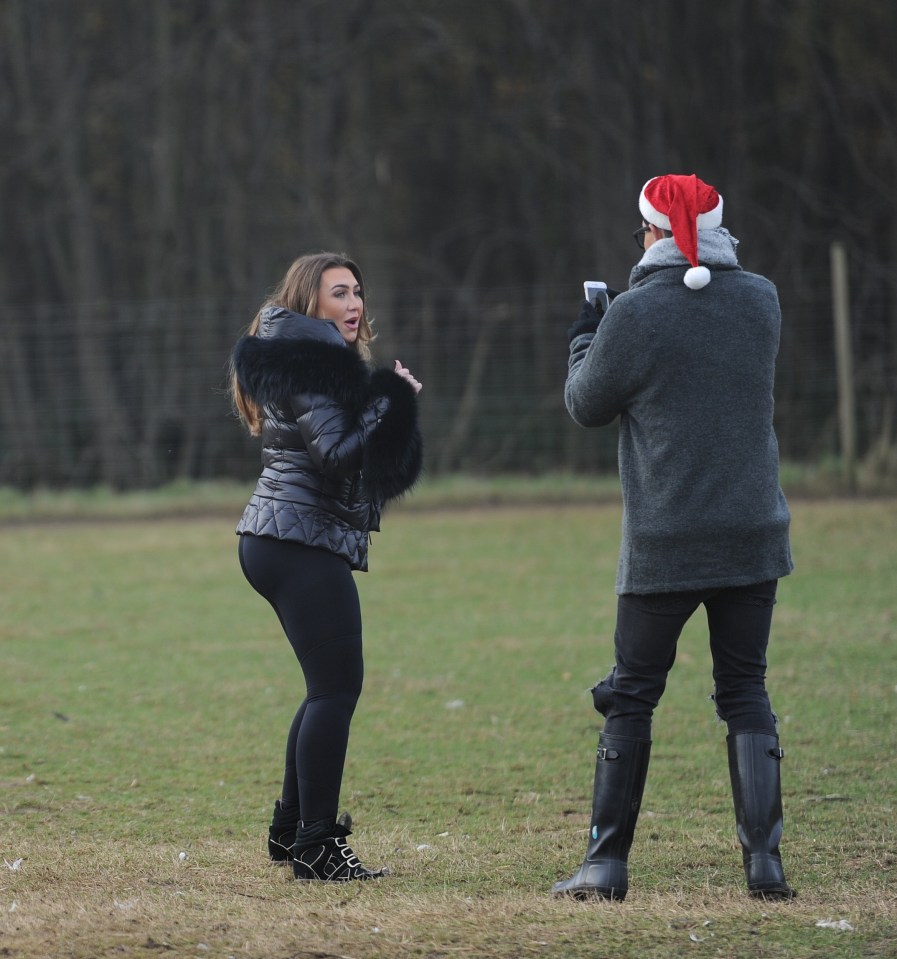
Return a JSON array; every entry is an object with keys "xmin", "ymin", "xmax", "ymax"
[{"xmin": 363, "ymin": 369, "xmax": 423, "ymax": 503}]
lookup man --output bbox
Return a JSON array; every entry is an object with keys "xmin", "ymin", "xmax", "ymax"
[{"xmin": 553, "ymin": 174, "xmax": 795, "ymax": 902}]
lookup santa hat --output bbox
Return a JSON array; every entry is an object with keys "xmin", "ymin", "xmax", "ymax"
[{"xmin": 639, "ymin": 174, "xmax": 723, "ymax": 289}]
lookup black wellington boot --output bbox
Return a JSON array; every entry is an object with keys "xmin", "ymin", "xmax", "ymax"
[
  {"xmin": 727, "ymin": 731, "xmax": 796, "ymax": 900},
  {"xmin": 552, "ymin": 733, "xmax": 651, "ymax": 901},
  {"xmin": 268, "ymin": 799, "xmax": 301, "ymax": 863},
  {"xmin": 292, "ymin": 817, "xmax": 387, "ymax": 882}
]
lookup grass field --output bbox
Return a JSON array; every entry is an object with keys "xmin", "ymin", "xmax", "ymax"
[{"xmin": 1, "ymin": 497, "xmax": 895, "ymax": 958}]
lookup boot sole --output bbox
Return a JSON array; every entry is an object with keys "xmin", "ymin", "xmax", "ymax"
[
  {"xmin": 552, "ymin": 884, "xmax": 626, "ymax": 902},
  {"xmin": 749, "ymin": 885, "xmax": 797, "ymax": 900},
  {"xmin": 293, "ymin": 870, "xmax": 387, "ymax": 882}
]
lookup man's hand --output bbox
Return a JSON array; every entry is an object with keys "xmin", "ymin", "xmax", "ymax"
[{"xmin": 567, "ymin": 299, "xmax": 602, "ymax": 344}]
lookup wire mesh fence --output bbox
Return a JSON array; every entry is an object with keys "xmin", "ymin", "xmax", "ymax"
[{"xmin": 0, "ymin": 277, "xmax": 891, "ymax": 490}]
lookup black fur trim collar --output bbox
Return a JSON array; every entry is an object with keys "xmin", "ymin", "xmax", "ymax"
[{"xmin": 233, "ymin": 335, "xmax": 369, "ymax": 411}]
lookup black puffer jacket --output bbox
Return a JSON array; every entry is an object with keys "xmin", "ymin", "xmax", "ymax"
[{"xmin": 232, "ymin": 307, "xmax": 423, "ymax": 571}]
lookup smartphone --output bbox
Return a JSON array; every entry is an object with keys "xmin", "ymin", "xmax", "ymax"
[{"xmin": 583, "ymin": 280, "xmax": 610, "ymax": 312}]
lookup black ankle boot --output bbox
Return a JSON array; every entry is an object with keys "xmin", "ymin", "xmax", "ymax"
[
  {"xmin": 292, "ymin": 817, "xmax": 386, "ymax": 882},
  {"xmin": 268, "ymin": 799, "xmax": 300, "ymax": 863},
  {"xmin": 552, "ymin": 733, "xmax": 651, "ymax": 901},
  {"xmin": 269, "ymin": 804, "xmax": 352, "ymax": 864},
  {"xmin": 727, "ymin": 731, "xmax": 796, "ymax": 900}
]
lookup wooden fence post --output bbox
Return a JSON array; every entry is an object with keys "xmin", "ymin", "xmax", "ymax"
[{"xmin": 830, "ymin": 241, "xmax": 857, "ymax": 492}]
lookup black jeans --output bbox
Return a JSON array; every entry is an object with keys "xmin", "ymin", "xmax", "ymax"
[
  {"xmin": 238, "ymin": 534, "xmax": 363, "ymax": 821},
  {"xmin": 598, "ymin": 580, "xmax": 780, "ymax": 740}
]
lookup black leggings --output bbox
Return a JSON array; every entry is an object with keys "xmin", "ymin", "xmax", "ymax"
[{"xmin": 238, "ymin": 534, "xmax": 363, "ymax": 822}]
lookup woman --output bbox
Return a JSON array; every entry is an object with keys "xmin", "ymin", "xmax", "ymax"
[{"xmin": 230, "ymin": 252, "xmax": 422, "ymax": 882}]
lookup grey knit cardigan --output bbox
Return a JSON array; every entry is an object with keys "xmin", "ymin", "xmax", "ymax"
[{"xmin": 565, "ymin": 230, "xmax": 793, "ymax": 594}]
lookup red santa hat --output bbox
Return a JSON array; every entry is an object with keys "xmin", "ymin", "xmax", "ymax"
[{"xmin": 639, "ymin": 174, "xmax": 723, "ymax": 289}]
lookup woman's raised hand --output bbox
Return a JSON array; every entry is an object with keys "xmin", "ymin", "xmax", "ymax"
[{"xmin": 394, "ymin": 360, "xmax": 422, "ymax": 394}]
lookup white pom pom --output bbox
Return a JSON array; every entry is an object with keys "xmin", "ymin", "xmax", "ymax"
[{"xmin": 684, "ymin": 265, "xmax": 711, "ymax": 290}]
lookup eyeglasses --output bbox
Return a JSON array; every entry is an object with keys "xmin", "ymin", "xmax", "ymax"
[{"xmin": 632, "ymin": 225, "xmax": 650, "ymax": 250}]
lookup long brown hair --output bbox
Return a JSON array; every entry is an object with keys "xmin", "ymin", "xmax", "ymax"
[{"xmin": 230, "ymin": 252, "xmax": 374, "ymax": 436}]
